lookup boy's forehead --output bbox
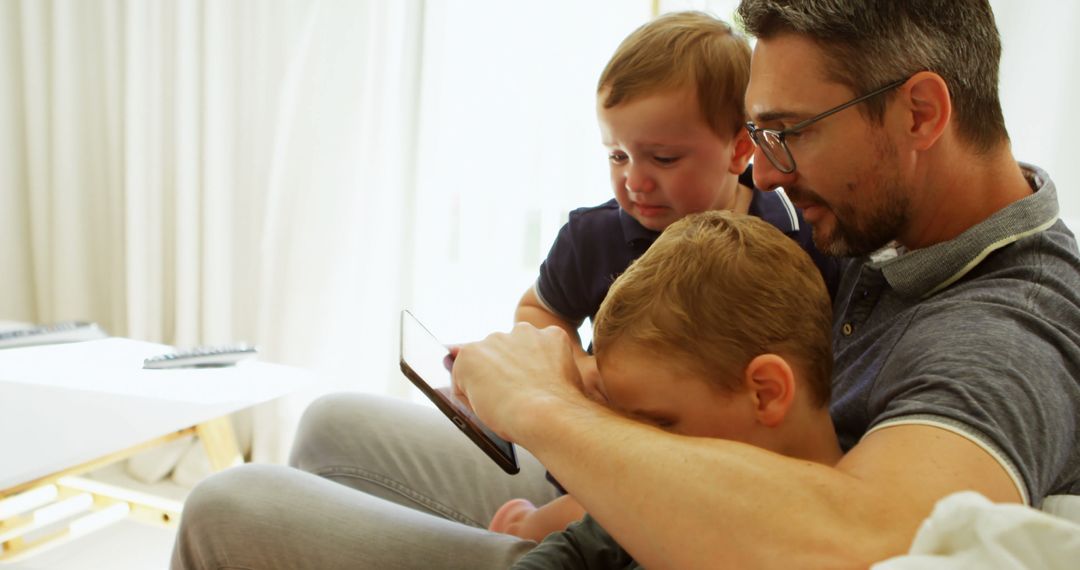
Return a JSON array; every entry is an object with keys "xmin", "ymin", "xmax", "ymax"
[
  {"xmin": 597, "ymin": 84, "xmax": 698, "ymax": 116},
  {"xmin": 600, "ymin": 341, "xmax": 687, "ymax": 378},
  {"xmin": 597, "ymin": 86, "xmax": 720, "ymax": 143}
]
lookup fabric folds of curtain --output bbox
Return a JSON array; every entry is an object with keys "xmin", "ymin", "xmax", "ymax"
[{"xmin": 0, "ymin": 0, "xmax": 424, "ymax": 463}]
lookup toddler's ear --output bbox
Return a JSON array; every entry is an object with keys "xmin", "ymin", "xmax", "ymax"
[
  {"xmin": 729, "ymin": 128, "xmax": 755, "ymax": 175},
  {"xmin": 743, "ymin": 354, "xmax": 796, "ymax": 427}
]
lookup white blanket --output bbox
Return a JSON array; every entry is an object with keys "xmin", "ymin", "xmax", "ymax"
[{"xmin": 873, "ymin": 491, "xmax": 1080, "ymax": 569}]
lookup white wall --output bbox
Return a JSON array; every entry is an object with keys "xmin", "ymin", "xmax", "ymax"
[
  {"xmin": 403, "ymin": 1, "xmax": 652, "ymax": 350},
  {"xmin": 992, "ymin": 0, "xmax": 1080, "ymax": 221}
]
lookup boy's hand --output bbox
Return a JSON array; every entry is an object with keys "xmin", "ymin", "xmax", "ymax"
[
  {"xmin": 488, "ymin": 498, "xmax": 542, "ymax": 539},
  {"xmin": 488, "ymin": 494, "xmax": 588, "ymax": 542}
]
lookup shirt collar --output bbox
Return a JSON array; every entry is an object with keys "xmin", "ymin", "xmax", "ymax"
[
  {"xmin": 618, "ymin": 165, "xmax": 801, "ymax": 243},
  {"xmin": 618, "ymin": 206, "xmax": 661, "ymax": 245},
  {"xmin": 746, "ymin": 163, "xmax": 800, "ymax": 235},
  {"xmin": 872, "ymin": 163, "xmax": 1059, "ymax": 298}
]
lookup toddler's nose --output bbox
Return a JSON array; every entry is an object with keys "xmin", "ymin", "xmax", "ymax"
[{"xmin": 624, "ymin": 165, "xmax": 656, "ymax": 194}]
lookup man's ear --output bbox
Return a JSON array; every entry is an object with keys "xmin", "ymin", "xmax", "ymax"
[
  {"xmin": 743, "ymin": 354, "xmax": 796, "ymax": 428},
  {"xmin": 899, "ymin": 71, "xmax": 952, "ymax": 152},
  {"xmin": 728, "ymin": 128, "xmax": 754, "ymax": 175}
]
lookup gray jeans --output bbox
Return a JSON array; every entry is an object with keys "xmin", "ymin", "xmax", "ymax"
[{"xmin": 170, "ymin": 393, "xmax": 560, "ymax": 569}]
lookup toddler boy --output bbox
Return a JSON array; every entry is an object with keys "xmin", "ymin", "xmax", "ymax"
[{"xmin": 495, "ymin": 11, "xmax": 836, "ymax": 540}]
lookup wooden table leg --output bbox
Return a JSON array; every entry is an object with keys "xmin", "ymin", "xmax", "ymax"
[{"xmin": 195, "ymin": 416, "xmax": 243, "ymax": 472}]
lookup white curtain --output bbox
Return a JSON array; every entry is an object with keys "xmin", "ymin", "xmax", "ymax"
[
  {"xmin": 402, "ymin": 0, "xmax": 653, "ymax": 374},
  {"xmin": 0, "ymin": 0, "xmax": 424, "ymax": 461}
]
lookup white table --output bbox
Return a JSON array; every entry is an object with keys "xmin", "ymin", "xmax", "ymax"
[{"xmin": 0, "ymin": 338, "xmax": 314, "ymax": 563}]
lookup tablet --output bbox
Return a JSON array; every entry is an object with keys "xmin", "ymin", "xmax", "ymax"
[{"xmin": 399, "ymin": 309, "xmax": 519, "ymax": 475}]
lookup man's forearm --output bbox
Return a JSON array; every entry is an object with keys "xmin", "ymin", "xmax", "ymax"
[
  {"xmin": 452, "ymin": 325, "xmax": 1019, "ymax": 568},
  {"xmin": 517, "ymin": 399, "xmax": 920, "ymax": 569}
]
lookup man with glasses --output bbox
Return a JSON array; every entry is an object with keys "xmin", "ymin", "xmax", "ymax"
[{"xmin": 447, "ymin": 0, "xmax": 1080, "ymax": 567}]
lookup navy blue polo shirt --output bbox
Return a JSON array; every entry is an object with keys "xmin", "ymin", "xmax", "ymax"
[{"xmin": 534, "ymin": 166, "xmax": 839, "ymax": 328}]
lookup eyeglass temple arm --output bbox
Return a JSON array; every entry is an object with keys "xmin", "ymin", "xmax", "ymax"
[{"xmin": 784, "ymin": 78, "xmax": 908, "ymax": 134}]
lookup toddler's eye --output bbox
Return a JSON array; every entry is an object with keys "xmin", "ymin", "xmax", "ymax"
[
  {"xmin": 585, "ymin": 386, "xmax": 609, "ymax": 405},
  {"xmin": 639, "ymin": 415, "xmax": 676, "ymax": 430},
  {"xmin": 654, "ymin": 156, "xmax": 679, "ymax": 165},
  {"xmin": 608, "ymin": 151, "xmax": 628, "ymax": 164}
]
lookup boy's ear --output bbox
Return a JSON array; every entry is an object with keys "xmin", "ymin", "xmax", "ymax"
[
  {"xmin": 743, "ymin": 354, "xmax": 796, "ymax": 428},
  {"xmin": 900, "ymin": 71, "xmax": 951, "ymax": 152},
  {"xmin": 729, "ymin": 128, "xmax": 754, "ymax": 175}
]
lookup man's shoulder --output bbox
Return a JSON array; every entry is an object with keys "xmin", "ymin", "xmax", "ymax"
[
  {"xmin": 988, "ymin": 217, "xmax": 1077, "ymax": 263},
  {"xmin": 833, "ymin": 193, "xmax": 1080, "ymax": 504},
  {"xmin": 883, "ymin": 226, "xmax": 1080, "ymax": 345},
  {"xmin": 943, "ymin": 220, "xmax": 1080, "ymax": 308},
  {"xmin": 836, "ymin": 223, "xmax": 1080, "ymax": 393}
]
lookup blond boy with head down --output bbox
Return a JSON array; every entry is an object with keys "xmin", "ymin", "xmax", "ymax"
[
  {"xmin": 494, "ymin": 11, "xmax": 836, "ymax": 540},
  {"xmin": 511, "ymin": 211, "xmax": 840, "ymax": 569}
]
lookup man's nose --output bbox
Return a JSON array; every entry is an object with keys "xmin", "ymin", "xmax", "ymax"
[
  {"xmin": 625, "ymin": 163, "xmax": 656, "ymax": 194},
  {"xmin": 751, "ymin": 148, "xmax": 796, "ymax": 192}
]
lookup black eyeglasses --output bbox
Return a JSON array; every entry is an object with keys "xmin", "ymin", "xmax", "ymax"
[{"xmin": 745, "ymin": 77, "xmax": 908, "ymax": 174}]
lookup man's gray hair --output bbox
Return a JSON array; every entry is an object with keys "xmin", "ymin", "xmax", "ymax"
[{"xmin": 736, "ymin": 0, "xmax": 1008, "ymax": 153}]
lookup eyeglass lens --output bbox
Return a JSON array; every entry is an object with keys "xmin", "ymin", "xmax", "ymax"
[{"xmin": 757, "ymin": 130, "xmax": 794, "ymax": 173}]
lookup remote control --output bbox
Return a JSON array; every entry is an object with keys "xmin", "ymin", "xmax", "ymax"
[
  {"xmin": 143, "ymin": 344, "xmax": 259, "ymax": 369},
  {"xmin": 0, "ymin": 321, "xmax": 108, "ymax": 349}
]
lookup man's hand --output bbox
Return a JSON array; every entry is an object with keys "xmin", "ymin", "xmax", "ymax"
[{"xmin": 450, "ymin": 323, "xmax": 589, "ymax": 444}]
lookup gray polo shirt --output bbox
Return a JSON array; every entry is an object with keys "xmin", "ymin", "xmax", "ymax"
[{"xmin": 830, "ymin": 163, "xmax": 1080, "ymax": 506}]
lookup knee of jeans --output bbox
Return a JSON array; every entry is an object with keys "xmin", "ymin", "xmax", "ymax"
[
  {"xmin": 288, "ymin": 392, "xmax": 385, "ymax": 468},
  {"xmin": 179, "ymin": 464, "xmax": 275, "ymax": 538}
]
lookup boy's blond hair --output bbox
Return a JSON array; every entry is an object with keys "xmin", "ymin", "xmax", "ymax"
[
  {"xmin": 598, "ymin": 11, "xmax": 751, "ymax": 137},
  {"xmin": 593, "ymin": 211, "xmax": 833, "ymax": 407}
]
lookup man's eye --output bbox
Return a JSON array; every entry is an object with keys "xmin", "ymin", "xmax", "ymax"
[{"xmin": 609, "ymin": 152, "xmax": 628, "ymax": 164}]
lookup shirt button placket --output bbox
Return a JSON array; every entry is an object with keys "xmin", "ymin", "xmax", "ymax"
[{"xmin": 840, "ymin": 267, "xmax": 886, "ymax": 341}]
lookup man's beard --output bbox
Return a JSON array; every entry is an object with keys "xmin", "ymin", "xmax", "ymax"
[
  {"xmin": 789, "ymin": 175, "xmax": 910, "ymax": 258},
  {"xmin": 819, "ymin": 187, "xmax": 909, "ymax": 257},
  {"xmin": 792, "ymin": 140, "xmax": 910, "ymax": 257}
]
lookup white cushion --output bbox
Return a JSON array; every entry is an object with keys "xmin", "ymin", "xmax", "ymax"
[
  {"xmin": 873, "ymin": 491, "xmax": 1080, "ymax": 569},
  {"xmin": 125, "ymin": 435, "xmax": 196, "ymax": 484}
]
